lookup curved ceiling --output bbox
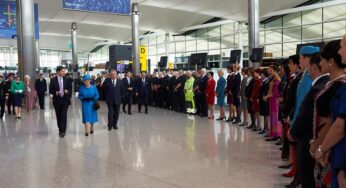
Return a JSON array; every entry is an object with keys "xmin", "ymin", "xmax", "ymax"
[{"xmin": 0, "ymin": 0, "xmax": 307, "ymax": 52}]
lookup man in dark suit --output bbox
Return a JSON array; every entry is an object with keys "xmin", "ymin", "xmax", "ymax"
[
  {"xmin": 5, "ymin": 73, "xmax": 14, "ymax": 115},
  {"xmin": 175, "ymin": 70, "xmax": 187, "ymax": 113},
  {"xmin": 49, "ymin": 66, "xmax": 72, "ymax": 138},
  {"xmin": 35, "ymin": 73, "xmax": 47, "ymax": 110},
  {"xmin": 161, "ymin": 71, "xmax": 170, "ymax": 109},
  {"xmin": 289, "ymin": 57, "xmax": 330, "ymax": 188},
  {"xmin": 168, "ymin": 71, "xmax": 176, "ymax": 110},
  {"xmin": 0, "ymin": 75, "xmax": 7, "ymax": 118},
  {"xmin": 122, "ymin": 71, "xmax": 134, "ymax": 115},
  {"xmin": 199, "ymin": 68, "xmax": 208, "ymax": 117},
  {"xmin": 103, "ymin": 70, "xmax": 125, "ymax": 131},
  {"xmin": 135, "ymin": 72, "xmax": 149, "ymax": 114}
]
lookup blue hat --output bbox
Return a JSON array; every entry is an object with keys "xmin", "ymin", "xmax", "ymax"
[
  {"xmin": 299, "ymin": 46, "xmax": 320, "ymax": 55},
  {"xmin": 82, "ymin": 74, "xmax": 91, "ymax": 81}
]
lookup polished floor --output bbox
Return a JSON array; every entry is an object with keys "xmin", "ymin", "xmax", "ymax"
[{"xmin": 0, "ymin": 98, "xmax": 291, "ymax": 188}]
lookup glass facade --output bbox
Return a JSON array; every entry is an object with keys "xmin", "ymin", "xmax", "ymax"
[{"xmin": 140, "ymin": 2, "xmax": 346, "ymax": 69}]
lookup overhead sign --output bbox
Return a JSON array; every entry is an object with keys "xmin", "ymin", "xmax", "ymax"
[
  {"xmin": 168, "ymin": 62, "xmax": 174, "ymax": 70},
  {"xmin": 139, "ymin": 46, "xmax": 147, "ymax": 72},
  {"xmin": 0, "ymin": 1, "xmax": 39, "ymax": 39},
  {"xmin": 63, "ymin": 0, "xmax": 131, "ymax": 15}
]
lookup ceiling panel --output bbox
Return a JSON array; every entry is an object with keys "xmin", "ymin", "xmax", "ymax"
[
  {"xmin": 31, "ymin": 0, "xmax": 312, "ymax": 52},
  {"xmin": 79, "ymin": 12, "xmax": 115, "ymax": 25}
]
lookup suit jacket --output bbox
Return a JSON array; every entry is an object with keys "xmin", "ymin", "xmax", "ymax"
[
  {"xmin": 239, "ymin": 76, "xmax": 248, "ymax": 97},
  {"xmin": 122, "ymin": 77, "xmax": 134, "ymax": 96},
  {"xmin": 103, "ymin": 78, "xmax": 125, "ymax": 105},
  {"xmin": 162, "ymin": 76, "xmax": 170, "ymax": 91},
  {"xmin": 232, "ymin": 72, "xmax": 241, "ymax": 96},
  {"xmin": 49, "ymin": 76, "xmax": 72, "ymax": 106},
  {"xmin": 245, "ymin": 77, "xmax": 254, "ymax": 98},
  {"xmin": 0, "ymin": 81, "xmax": 7, "ymax": 101},
  {"xmin": 199, "ymin": 75, "xmax": 208, "ymax": 93},
  {"xmin": 135, "ymin": 77, "xmax": 149, "ymax": 97},
  {"xmin": 35, "ymin": 79, "xmax": 47, "ymax": 94},
  {"xmin": 290, "ymin": 75, "xmax": 330, "ymax": 141},
  {"xmin": 283, "ymin": 72, "xmax": 303, "ymax": 119},
  {"xmin": 5, "ymin": 80, "xmax": 12, "ymax": 96}
]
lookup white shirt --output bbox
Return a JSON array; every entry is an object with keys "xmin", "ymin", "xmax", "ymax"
[
  {"xmin": 57, "ymin": 76, "xmax": 64, "ymax": 89},
  {"xmin": 112, "ymin": 79, "xmax": 117, "ymax": 86},
  {"xmin": 246, "ymin": 76, "xmax": 253, "ymax": 86}
]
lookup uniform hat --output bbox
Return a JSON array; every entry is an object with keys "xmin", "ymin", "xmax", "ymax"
[
  {"xmin": 82, "ymin": 74, "xmax": 91, "ymax": 81},
  {"xmin": 299, "ymin": 46, "xmax": 320, "ymax": 55}
]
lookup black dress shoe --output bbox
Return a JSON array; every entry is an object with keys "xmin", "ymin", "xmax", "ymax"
[
  {"xmin": 145, "ymin": 111, "xmax": 148, "ymax": 114},
  {"xmin": 128, "ymin": 112, "xmax": 133, "ymax": 115},
  {"xmin": 265, "ymin": 138, "xmax": 277, "ymax": 142},
  {"xmin": 108, "ymin": 128, "xmax": 112, "ymax": 131},
  {"xmin": 278, "ymin": 164, "xmax": 292, "ymax": 169},
  {"xmin": 85, "ymin": 133, "xmax": 89, "ymax": 136},
  {"xmin": 233, "ymin": 120, "xmax": 241, "ymax": 124},
  {"xmin": 114, "ymin": 126, "xmax": 118, "ymax": 130},
  {"xmin": 239, "ymin": 122, "xmax": 248, "ymax": 127},
  {"xmin": 285, "ymin": 179, "xmax": 301, "ymax": 188},
  {"xmin": 59, "ymin": 133, "xmax": 65, "ymax": 138}
]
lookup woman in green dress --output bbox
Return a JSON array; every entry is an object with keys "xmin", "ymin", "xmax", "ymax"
[
  {"xmin": 10, "ymin": 75, "xmax": 24, "ymax": 120},
  {"xmin": 184, "ymin": 71, "xmax": 195, "ymax": 114}
]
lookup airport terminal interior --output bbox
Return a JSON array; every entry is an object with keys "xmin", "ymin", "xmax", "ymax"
[{"xmin": 1, "ymin": 0, "xmax": 346, "ymax": 187}]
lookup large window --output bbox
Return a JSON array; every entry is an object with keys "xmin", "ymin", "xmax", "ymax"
[{"xmin": 139, "ymin": 1, "xmax": 346, "ymax": 66}]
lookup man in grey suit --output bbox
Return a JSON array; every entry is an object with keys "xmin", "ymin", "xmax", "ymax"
[{"xmin": 103, "ymin": 70, "xmax": 125, "ymax": 131}]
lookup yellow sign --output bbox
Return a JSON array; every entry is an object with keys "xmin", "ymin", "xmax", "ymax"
[
  {"xmin": 168, "ymin": 62, "xmax": 174, "ymax": 70},
  {"xmin": 139, "ymin": 46, "xmax": 147, "ymax": 71}
]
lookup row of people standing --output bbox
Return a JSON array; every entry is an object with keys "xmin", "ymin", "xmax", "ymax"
[
  {"xmin": 272, "ymin": 40, "xmax": 346, "ymax": 188},
  {"xmin": 0, "ymin": 73, "xmax": 48, "ymax": 120}
]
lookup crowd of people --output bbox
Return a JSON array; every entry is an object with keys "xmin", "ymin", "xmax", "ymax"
[
  {"xmin": 0, "ymin": 37, "xmax": 345, "ymax": 188},
  {"xmin": 0, "ymin": 72, "xmax": 47, "ymax": 120}
]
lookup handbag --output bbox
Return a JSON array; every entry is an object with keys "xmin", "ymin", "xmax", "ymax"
[{"xmin": 93, "ymin": 101, "xmax": 100, "ymax": 110}]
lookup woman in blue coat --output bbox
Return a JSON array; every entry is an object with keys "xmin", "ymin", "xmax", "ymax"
[
  {"xmin": 78, "ymin": 74, "xmax": 100, "ymax": 136},
  {"xmin": 216, "ymin": 69, "xmax": 226, "ymax": 120}
]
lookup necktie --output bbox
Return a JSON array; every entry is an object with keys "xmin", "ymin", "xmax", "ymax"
[
  {"xmin": 59, "ymin": 77, "xmax": 64, "ymax": 97},
  {"xmin": 113, "ymin": 80, "xmax": 116, "ymax": 87},
  {"xmin": 142, "ymin": 79, "xmax": 145, "ymax": 85}
]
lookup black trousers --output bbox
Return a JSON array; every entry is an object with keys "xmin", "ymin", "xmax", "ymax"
[
  {"xmin": 195, "ymin": 93, "xmax": 201, "ymax": 115},
  {"xmin": 54, "ymin": 100, "xmax": 69, "ymax": 134},
  {"xmin": 200, "ymin": 93, "xmax": 208, "ymax": 116},
  {"xmin": 38, "ymin": 93, "xmax": 45, "ymax": 109},
  {"xmin": 282, "ymin": 122, "xmax": 290, "ymax": 159},
  {"xmin": 153, "ymin": 91, "xmax": 160, "ymax": 107},
  {"xmin": 107, "ymin": 103, "xmax": 120, "ymax": 129},
  {"xmin": 177, "ymin": 91, "xmax": 185, "ymax": 112},
  {"xmin": 173, "ymin": 91, "xmax": 178, "ymax": 111},
  {"xmin": 0, "ymin": 99, "xmax": 5, "ymax": 116},
  {"xmin": 148, "ymin": 90, "xmax": 153, "ymax": 106},
  {"xmin": 137, "ymin": 95, "xmax": 148, "ymax": 113},
  {"xmin": 7, "ymin": 95, "xmax": 14, "ymax": 114},
  {"xmin": 122, "ymin": 94, "xmax": 132, "ymax": 113},
  {"xmin": 297, "ymin": 138, "xmax": 315, "ymax": 188},
  {"xmin": 236, "ymin": 103, "xmax": 241, "ymax": 122}
]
